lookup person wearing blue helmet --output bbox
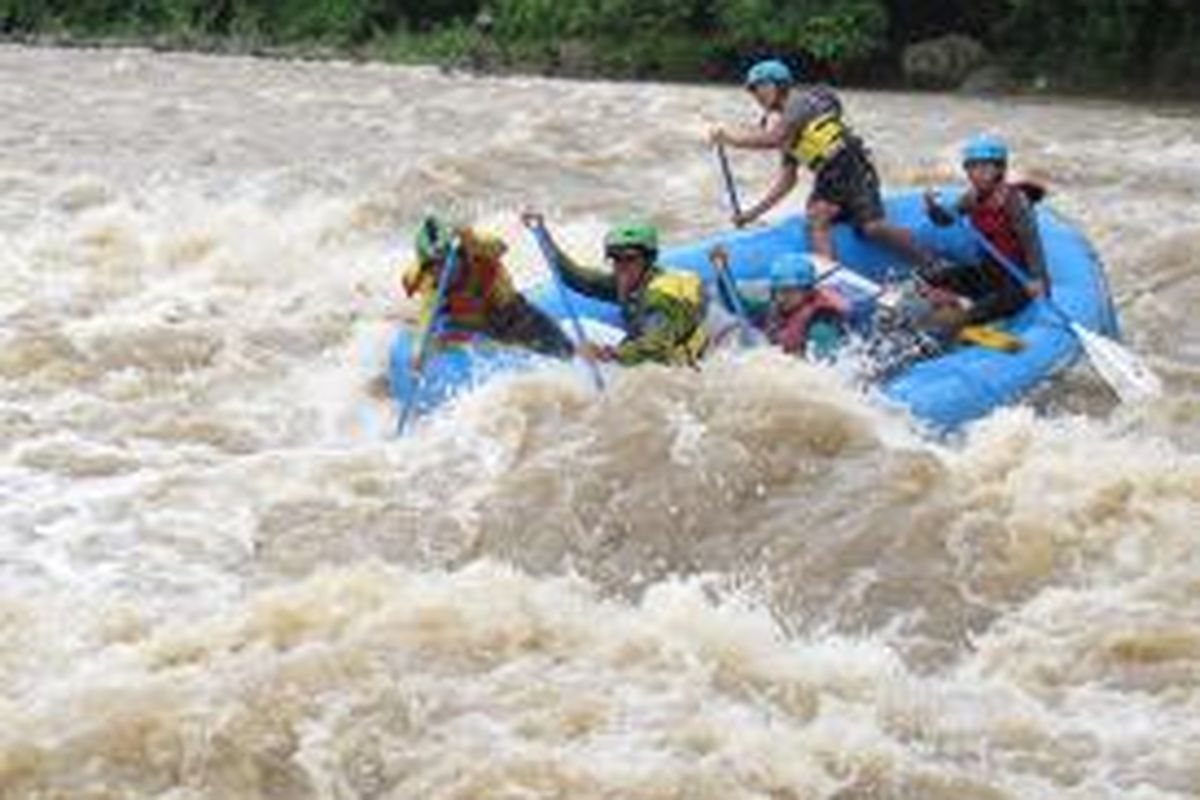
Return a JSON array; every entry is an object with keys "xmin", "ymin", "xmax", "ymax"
[
  {"xmin": 923, "ymin": 134, "xmax": 1049, "ymax": 324},
  {"xmin": 709, "ymin": 246, "xmax": 850, "ymax": 360},
  {"xmin": 709, "ymin": 58, "xmax": 937, "ymax": 272}
]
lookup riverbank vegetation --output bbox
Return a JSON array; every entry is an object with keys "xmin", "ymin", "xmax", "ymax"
[{"xmin": 2, "ymin": 0, "xmax": 1197, "ymax": 95}]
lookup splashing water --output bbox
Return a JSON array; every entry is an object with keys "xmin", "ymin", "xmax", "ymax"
[{"xmin": 2, "ymin": 45, "xmax": 1199, "ymax": 798}]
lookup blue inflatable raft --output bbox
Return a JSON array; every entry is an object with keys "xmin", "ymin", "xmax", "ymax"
[{"xmin": 389, "ymin": 189, "xmax": 1119, "ymax": 429}]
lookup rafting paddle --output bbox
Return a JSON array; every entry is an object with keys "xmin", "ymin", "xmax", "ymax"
[
  {"xmin": 396, "ymin": 233, "xmax": 461, "ymax": 435},
  {"xmin": 711, "ymin": 143, "xmax": 762, "ymax": 346},
  {"xmin": 525, "ymin": 219, "xmax": 605, "ymax": 392},
  {"xmin": 967, "ymin": 223, "xmax": 1162, "ymax": 403}
]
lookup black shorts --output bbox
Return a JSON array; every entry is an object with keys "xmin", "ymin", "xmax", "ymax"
[
  {"xmin": 927, "ymin": 261, "xmax": 1031, "ymax": 324},
  {"xmin": 808, "ymin": 146, "xmax": 884, "ymax": 229}
]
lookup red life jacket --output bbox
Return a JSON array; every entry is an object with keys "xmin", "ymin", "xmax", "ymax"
[
  {"xmin": 969, "ymin": 183, "xmax": 1025, "ymax": 266},
  {"xmin": 768, "ymin": 288, "xmax": 849, "ymax": 355}
]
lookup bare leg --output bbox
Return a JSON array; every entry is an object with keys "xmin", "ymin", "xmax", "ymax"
[
  {"xmin": 806, "ymin": 199, "xmax": 839, "ymax": 259},
  {"xmin": 860, "ymin": 219, "xmax": 934, "ymax": 268}
]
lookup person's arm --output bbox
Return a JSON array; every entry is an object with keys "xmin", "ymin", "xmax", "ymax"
[
  {"xmin": 400, "ymin": 260, "xmax": 433, "ymax": 297},
  {"xmin": 924, "ymin": 190, "xmax": 955, "ymax": 227},
  {"xmin": 924, "ymin": 188, "xmax": 972, "ymax": 227},
  {"xmin": 521, "ymin": 212, "xmax": 618, "ymax": 303},
  {"xmin": 1006, "ymin": 190, "xmax": 1048, "ymax": 293},
  {"xmin": 397, "ymin": 262, "xmax": 439, "ymax": 330},
  {"xmin": 711, "ymin": 113, "xmax": 792, "ymax": 151},
  {"xmin": 550, "ymin": 240, "xmax": 617, "ymax": 303},
  {"xmin": 736, "ymin": 161, "xmax": 799, "ymax": 226}
]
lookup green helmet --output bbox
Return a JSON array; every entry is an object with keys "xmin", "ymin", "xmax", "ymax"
[
  {"xmin": 603, "ymin": 219, "xmax": 658, "ymax": 259},
  {"xmin": 415, "ymin": 215, "xmax": 453, "ymax": 263}
]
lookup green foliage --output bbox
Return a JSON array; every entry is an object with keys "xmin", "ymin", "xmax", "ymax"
[
  {"xmin": 494, "ymin": 0, "xmax": 710, "ymax": 41},
  {"xmin": 712, "ymin": 0, "xmax": 888, "ymax": 62},
  {"xmin": 366, "ymin": 21, "xmax": 481, "ymax": 64},
  {"xmin": 0, "ymin": 0, "xmax": 47, "ymax": 29},
  {"xmin": 491, "ymin": 0, "xmax": 560, "ymax": 40},
  {"xmin": 1000, "ymin": 0, "xmax": 1200, "ymax": 86},
  {"xmin": 492, "ymin": 0, "xmax": 886, "ymax": 68},
  {"xmin": 267, "ymin": 0, "xmax": 379, "ymax": 42},
  {"xmin": 1, "ymin": 0, "xmax": 1196, "ymax": 91}
]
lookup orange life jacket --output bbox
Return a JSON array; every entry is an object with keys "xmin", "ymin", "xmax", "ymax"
[{"xmin": 440, "ymin": 251, "xmax": 501, "ymax": 329}]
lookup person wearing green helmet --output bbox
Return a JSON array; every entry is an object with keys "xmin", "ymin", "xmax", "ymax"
[
  {"xmin": 709, "ymin": 58, "xmax": 938, "ymax": 272},
  {"xmin": 923, "ymin": 134, "xmax": 1049, "ymax": 324},
  {"xmin": 521, "ymin": 211, "xmax": 708, "ymax": 366},
  {"xmin": 709, "ymin": 246, "xmax": 850, "ymax": 361},
  {"xmin": 400, "ymin": 215, "xmax": 573, "ymax": 357}
]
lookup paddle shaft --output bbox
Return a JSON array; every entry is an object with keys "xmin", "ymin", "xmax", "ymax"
[
  {"xmin": 715, "ymin": 142, "xmax": 744, "ymax": 218},
  {"xmin": 711, "ymin": 143, "xmax": 758, "ymax": 344},
  {"xmin": 963, "ymin": 222, "xmax": 1066, "ymax": 322},
  {"xmin": 396, "ymin": 240, "xmax": 460, "ymax": 434},
  {"xmin": 529, "ymin": 224, "xmax": 605, "ymax": 391},
  {"xmin": 965, "ymin": 220, "xmax": 1161, "ymax": 399}
]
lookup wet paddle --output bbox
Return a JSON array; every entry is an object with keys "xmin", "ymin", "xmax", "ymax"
[
  {"xmin": 527, "ymin": 222, "xmax": 605, "ymax": 392},
  {"xmin": 711, "ymin": 143, "xmax": 760, "ymax": 345},
  {"xmin": 396, "ymin": 236, "xmax": 461, "ymax": 435},
  {"xmin": 967, "ymin": 223, "xmax": 1162, "ymax": 403}
]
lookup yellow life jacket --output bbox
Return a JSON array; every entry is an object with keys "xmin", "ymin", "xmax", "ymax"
[
  {"xmin": 790, "ymin": 111, "xmax": 847, "ymax": 168},
  {"xmin": 646, "ymin": 271, "xmax": 709, "ymax": 364}
]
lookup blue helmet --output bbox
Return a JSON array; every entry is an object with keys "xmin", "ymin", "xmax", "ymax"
[
  {"xmin": 962, "ymin": 134, "xmax": 1008, "ymax": 165},
  {"xmin": 770, "ymin": 253, "xmax": 816, "ymax": 290},
  {"xmin": 745, "ymin": 59, "xmax": 793, "ymax": 88}
]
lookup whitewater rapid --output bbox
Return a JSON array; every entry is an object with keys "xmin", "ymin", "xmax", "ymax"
[{"xmin": 1, "ymin": 45, "xmax": 1198, "ymax": 799}]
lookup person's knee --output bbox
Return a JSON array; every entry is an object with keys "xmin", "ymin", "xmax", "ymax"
[{"xmin": 807, "ymin": 202, "xmax": 838, "ymax": 232}]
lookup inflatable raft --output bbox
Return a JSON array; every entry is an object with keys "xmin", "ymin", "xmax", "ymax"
[{"xmin": 389, "ymin": 189, "xmax": 1119, "ymax": 429}]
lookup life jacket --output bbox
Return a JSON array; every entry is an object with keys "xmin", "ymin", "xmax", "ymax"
[
  {"xmin": 625, "ymin": 270, "xmax": 709, "ymax": 365},
  {"xmin": 768, "ymin": 287, "xmax": 849, "ymax": 356},
  {"xmin": 787, "ymin": 88, "xmax": 848, "ymax": 169},
  {"xmin": 416, "ymin": 232, "xmax": 510, "ymax": 341},
  {"xmin": 968, "ymin": 182, "xmax": 1026, "ymax": 281},
  {"xmin": 792, "ymin": 112, "xmax": 848, "ymax": 168},
  {"xmin": 441, "ymin": 251, "xmax": 500, "ymax": 329}
]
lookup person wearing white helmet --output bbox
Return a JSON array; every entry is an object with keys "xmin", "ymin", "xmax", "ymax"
[
  {"xmin": 709, "ymin": 58, "xmax": 937, "ymax": 271},
  {"xmin": 923, "ymin": 134, "xmax": 1049, "ymax": 323}
]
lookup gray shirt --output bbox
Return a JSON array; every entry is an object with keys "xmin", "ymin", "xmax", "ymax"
[{"xmin": 778, "ymin": 86, "xmax": 847, "ymax": 168}]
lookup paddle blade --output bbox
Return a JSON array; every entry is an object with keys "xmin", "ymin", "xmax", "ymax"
[{"xmin": 1070, "ymin": 321, "xmax": 1163, "ymax": 403}]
